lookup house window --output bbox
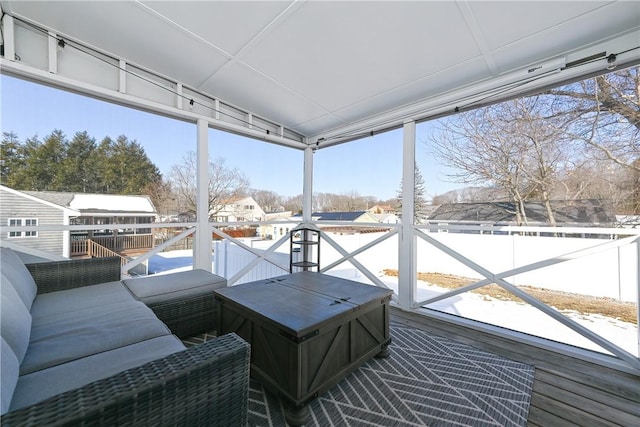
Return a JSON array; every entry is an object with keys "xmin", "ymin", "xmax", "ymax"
[{"xmin": 7, "ymin": 218, "xmax": 38, "ymax": 238}]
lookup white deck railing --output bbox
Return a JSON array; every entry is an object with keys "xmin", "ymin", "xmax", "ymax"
[{"xmin": 3, "ymin": 220, "xmax": 638, "ymax": 371}]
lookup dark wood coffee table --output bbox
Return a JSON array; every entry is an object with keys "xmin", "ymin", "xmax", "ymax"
[{"xmin": 214, "ymin": 272, "xmax": 393, "ymax": 425}]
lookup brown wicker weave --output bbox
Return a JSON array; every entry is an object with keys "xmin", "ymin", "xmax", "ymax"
[{"xmin": 1, "ymin": 333, "xmax": 250, "ymax": 426}]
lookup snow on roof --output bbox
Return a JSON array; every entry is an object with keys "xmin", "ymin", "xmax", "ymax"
[{"xmin": 69, "ymin": 194, "xmax": 156, "ymax": 213}]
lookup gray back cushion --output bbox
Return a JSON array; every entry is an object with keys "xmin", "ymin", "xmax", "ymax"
[
  {"xmin": 1, "ymin": 248, "xmax": 37, "ymax": 310},
  {"xmin": 1, "ymin": 337, "xmax": 20, "ymax": 415},
  {"xmin": 0, "ymin": 278, "xmax": 33, "ymax": 364}
]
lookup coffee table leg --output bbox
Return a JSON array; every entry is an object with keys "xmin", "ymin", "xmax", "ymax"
[
  {"xmin": 284, "ymin": 402, "xmax": 310, "ymax": 426},
  {"xmin": 376, "ymin": 344, "xmax": 391, "ymax": 358}
]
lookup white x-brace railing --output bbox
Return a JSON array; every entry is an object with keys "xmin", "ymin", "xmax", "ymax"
[
  {"xmin": 212, "ymin": 220, "xmax": 639, "ymax": 369},
  {"xmin": 13, "ymin": 219, "xmax": 636, "ymax": 368},
  {"xmin": 413, "ymin": 226, "xmax": 640, "ymax": 370}
]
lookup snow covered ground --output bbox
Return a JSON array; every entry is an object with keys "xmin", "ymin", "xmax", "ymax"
[{"xmin": 148, "ymin": 249, "xmax": 638, "ymax": 357}]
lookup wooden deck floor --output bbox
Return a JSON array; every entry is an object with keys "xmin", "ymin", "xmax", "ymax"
[{"xmin": 390, "ymin": 307, "xmax": 640, "ymax": 427}]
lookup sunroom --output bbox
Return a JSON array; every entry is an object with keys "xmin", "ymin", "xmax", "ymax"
[{"xmin": 1, "ymin": 1, "xmax": 639, "ymax": 425}]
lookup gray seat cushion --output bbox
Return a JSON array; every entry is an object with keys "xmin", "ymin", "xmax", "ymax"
[
  {"xmin": 30, "ymin": 281, "xmax": 133, "ymax": 320},
  {"xmin": 1, "ymin": 337, "xmax": 20, "ymax": 415},
  {"xmin": 21, "ymin": 299, "xmax": 172, "ymax": 375},
  {"xmin": 0, "ymin": 248, "xmax": 37, "ymax": 310},
  {"xmin": 1, "ymin": 276, "xmax": 32, "ymax": 363},
  {"xmin": 10, "ymin": 335, "xmax": 185, "ymax": 412},
  {"xmin": 122, "ymin": 269, "xmax": 226, "ymax": 305}
]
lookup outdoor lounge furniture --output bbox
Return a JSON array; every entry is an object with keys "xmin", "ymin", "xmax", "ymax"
[
  {"xmin": 0, "ymin": 247, "xmax": 249, "ymax": 425},
  {"xmin": 215, "ymin": 271, "xmax": 393, "ymax": 426}
]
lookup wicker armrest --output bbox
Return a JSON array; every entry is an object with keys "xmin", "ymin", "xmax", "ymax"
[
  {"xmin": 26, "ymin": 257, "xmax": 122, "ymax": 294},
  {"xmin": 1, "ymin": 333, "xmax": 250, "ymax": 426}
]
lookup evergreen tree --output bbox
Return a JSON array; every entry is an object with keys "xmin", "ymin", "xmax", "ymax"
[
  {"xmin": 96, "ymin": 135, "xmax": 162, "ymax": 194},
  {"xmin": 2, "ymin": 130, "xmax": 162, "ymax": 195},
  {"xmin": 57, "ymin": 131, "xmax": 100, "ymax": 192},
  {"xmin": 1, "ymin": 131, "xmax": 22, "ymax": 186},
  {"xmin": 396, "ymin": 162, "xmax": 429, "ymax": 224},
  {"xmin": 12, "ymin": 131, "xmax": 66, "ymax": 191}
]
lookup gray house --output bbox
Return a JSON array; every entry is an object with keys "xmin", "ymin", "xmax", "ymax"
[
  {"xmin": 429, "ymin": 200, "xmax": 616, "ymax": 231},
  {"xmin": 0, "ymin": 185, "xmax": 157, "ymax": 258}
]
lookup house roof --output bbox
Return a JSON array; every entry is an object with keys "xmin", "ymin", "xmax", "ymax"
[
  {"xmin": 429, "ymin": 200, "xmax": 616, "ymax": 225},
  {"xmin": 298, "ymin": 211, "xmax": 371, "ymax": 222},
  {"xmin": 2, "ymin": 1, "xmax": 637, "ymax": 146},
  {"xmin": 21, "ymin": 190, "xmax": 156, "ymax": 215}
]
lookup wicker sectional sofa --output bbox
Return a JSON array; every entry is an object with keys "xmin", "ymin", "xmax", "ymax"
[{"xmin": 0, "ymin": 247, "xmax": 250, "ymax": 425}]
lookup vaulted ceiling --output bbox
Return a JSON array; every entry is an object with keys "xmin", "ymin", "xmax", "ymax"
[{"xmin": 2, "ymin": 1, "xmax": 639, "ymax": 145}]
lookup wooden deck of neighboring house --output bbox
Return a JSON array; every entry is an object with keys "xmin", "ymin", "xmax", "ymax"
[{"xmin": 390, "ymin": 307, "xmax": 640, "ymax": 426}]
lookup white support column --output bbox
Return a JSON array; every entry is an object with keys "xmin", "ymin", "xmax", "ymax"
[
  {"xmin": 118, "ymin": 60, "xmax": 127, "ymax": 93},
  {"xmin": 302, "ymin": 146, "xmax": 314, "ymax": 222},
  {"xmin": 48, "ymin": 31, "xmax": 57, "ymax": 74},
  {"xmin": 194, "ymin": 119, "xmax": 212, "ymax": 271},
  {"xmin": 1, "ymin": 14, "xmax": 15, "ymax": 61},
  {"xmin": 398, "ymin": 120, "xmax": 417, "ymax": 309}
]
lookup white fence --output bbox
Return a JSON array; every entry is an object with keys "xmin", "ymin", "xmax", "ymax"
[
  {"xmin": 213, "ymin": 239, "xmax": 289, "ymax": 284},
  {"xmin": 215, "ymin": 230, "xmax": 638, "ymax": 303},
  {"xmin": 416, "ymin": 232, "xmax": 638, "ymax": 302}
]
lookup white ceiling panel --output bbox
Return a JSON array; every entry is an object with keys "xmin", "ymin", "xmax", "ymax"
[
  {"xmin": 240, "ymin": 1, "xmax": 481, "ymax": 111},
  {"xmin": 141, "ymin": 0, "xmax": 294, "ymax": 56},
  {"xmin": 488, "ymin": 2, "xmax": 640, "ymax": 73},
  {"xmin": 2, "ymin": 0, "xmax": 638, "ymax": 142},
  {"xmin": 200, "ymin": 61, "xmax": 331, "ymax": 131},
  {"xmin": 330, "ymin": 56, "xmax": 493, "ymax": 125},
  {"xmin": 468, "ymin": 1, "xmax": 613, "ymax": 50}
]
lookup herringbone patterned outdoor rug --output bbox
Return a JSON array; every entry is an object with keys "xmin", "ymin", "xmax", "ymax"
[{"xmin": 247, "ymin": 323, "xmax": 535, "ymax": 426}]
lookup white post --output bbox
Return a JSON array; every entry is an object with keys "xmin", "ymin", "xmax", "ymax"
[
  {"xmin": 48, "ymin": 31, "xmax": 57, "ymax": 74},
  {"xmin": 398, "ymin": 120, "xmax": 417, "ymax": 309},
  {"xmin": 303, "ymin": 146, "xmax": 314, "ymax": 222},
  {"xmin": 176, "ymin": 82, "xmax": 183, "ymax": 109},
  {"xmin": 1, "ymin": 14, "xmax": 14, "ymax": 62},
  {"xmin": 118, "ymin": 60, "xmax": 127, "ymax": 94},
  {"xmin": 194, "ymin": 119, "xmax": 212, "ymax": 271}
]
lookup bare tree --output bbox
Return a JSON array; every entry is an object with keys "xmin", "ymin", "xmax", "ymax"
[
  {"xmin": 429, "ymin": 105, "xmax": 534, "ymax": 224},
  {"xmin": 546, "ymin": 66, "xmax": 639, "ymax": 172},
  {"xmin": 169, "ymin": 152, "xmax": 249, "ymax": 220},
  {"xmin": 250, "ymin": 189, "xmax": 284, "ymax": 213}
]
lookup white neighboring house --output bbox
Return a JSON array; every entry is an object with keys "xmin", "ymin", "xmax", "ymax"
[
  {"xmin": 0, "ymin": 185, "xmax": 156, "ymax": 258},
  {"xmin": 371, "ymin": 213, "xmax": 400, "ymax": 224},
  {"xmin": 258, "ymin": 211, "xmax": 296, "ymax": 240},
  {"xmin": 210, "ymin": 196, "xmax": 265, "ymax": 223}
]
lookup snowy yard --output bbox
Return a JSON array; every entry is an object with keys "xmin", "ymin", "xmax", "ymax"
[{"xmin": 147, "ymin": 247, "xmax": 638, "ymax": 357}]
